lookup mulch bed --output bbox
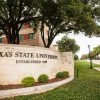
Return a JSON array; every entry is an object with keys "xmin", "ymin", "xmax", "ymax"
[{"xmin": 0, "ymin": 77, "xmax": 68, "ymax": 90}]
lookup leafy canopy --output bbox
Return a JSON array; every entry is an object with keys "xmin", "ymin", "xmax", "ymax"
[
  {"xmin": 57, "ymin": 36, "xmax": 80, "ymax": 53},
  {"xmin": 0, "ymin": 0, "xmax": 100, "ymax": 47},
  {"xmin": 36, "ymin": 0, "xmax": 100, "ymax": 47}
]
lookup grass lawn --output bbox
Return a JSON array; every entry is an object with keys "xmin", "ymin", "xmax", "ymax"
[
  {"xmin": 5, "ymin": 60, "xmax": 100, "ymax": 100},
  {"xmin": 74, "ymin": 60, "xmax": 100, "ymax": 78}
]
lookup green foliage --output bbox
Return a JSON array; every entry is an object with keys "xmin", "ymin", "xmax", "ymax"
[
  {"xmin": 56, "ymin": 71, "xmax": 69, "ymax": 78},
  {"xmin": 93, "ymin": 45, "xmax": 100, "ymax": 54},
  {"xmin": 74, "ymin": 55, "xmax": 79, "ymax": 60},
  {"xmin": 21, "ymin": 76, "xmax": 35, "ymax": 87},
  {"xmin": 57, "ymin": 36, "xmax": 80, "ymax": 53},
  {"xmin": 91, "ymin": 45, "xmax": 100, "ymax": 60},
  {"xmin": 38, "ymin": 74, "xmax": 49, "ymax": 83},
  {"xmin": 0, "ymin": 0, "xmax": 100, "ymax": 46},
  {"xmin": 81, "ymin": 45, "xmax": 100, "ymax": 60},
  {"xmin": 36, "ymin": 0, "xmax": 100, "ymax": 47},
  {"xmin": 89, "ymin": 0, "xmax": 100, "ymax": 6}
]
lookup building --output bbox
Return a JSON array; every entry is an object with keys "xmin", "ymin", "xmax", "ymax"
[{"xmin": 0, "ymin": 23, "xmax": 48, "ymax": 47}]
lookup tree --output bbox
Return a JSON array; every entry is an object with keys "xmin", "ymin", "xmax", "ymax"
[
  {"xmin": 57, "ymin": 36, "xmax": 80, "ymax": 53},
  {"xmin": 0, "ymin": 0, "xmax": 38, "ymax": 44},
  {"xmin": 93, "ymin": 45, "xmax": 100, "ymax": 59},
  {"xmin": 81, "ymin": 54, "xmax": 88, "ymax": 60},
  {"xmin": 0, "ymin": 0, "xmax": 100, "ymax": 47},
  {"xmin": 74, "ymin": 55, "xmax": 79, "ymax": 60},
  {"xmin": 93, "ymin": 45, "xmax": 100, "ymax": 54},
  {"xmin": 36, "ymin": 0, "xmax": 63, "ymax": 47},
  {"xmin": 36, "ymin": 0, "xmax": 100, "ymax": 48},
  {"xmin": 81, "ymin": 45, "xmax": 100, "ymax": 60}
]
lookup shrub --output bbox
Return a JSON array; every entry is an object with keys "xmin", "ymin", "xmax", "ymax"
[
  {"xmin": 38, "ymin": 74, "xmax": 49, "ymax": 83},
  {"xmin": 62, "ymin": 71, "xmax": 69, "ymax": 77},
  {"xmin": 56, "ymin": 71, "xmax": 69, "ymax": 78},
  {"xmin": 21, "ymin": 76, "xmax": 35, "ymax": 87},
  {"xmin": 74, "ymin": 55, "xmax": 79, "ymax": 60},
  {"xmin": 56, "ymin": 72, "xmax": 63, "ymax": 78}
]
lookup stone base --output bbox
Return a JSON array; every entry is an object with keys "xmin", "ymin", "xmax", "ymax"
[{"xmin": 0, "ymin": 77, "xmax": 74, "ymax": 99}]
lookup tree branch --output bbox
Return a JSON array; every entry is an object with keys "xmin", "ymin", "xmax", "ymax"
[
  {"xmin": 17, "ymin": 0, "xmax": 24, "ymax": 21},
  {"xmin": 40, "ymin": 21, "xmax": 46, "ymax": 47}
]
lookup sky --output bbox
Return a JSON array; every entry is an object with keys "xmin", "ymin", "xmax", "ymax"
[{"xmin": 53, "ymin": 33, "xmax": 100, "ymax": 58}]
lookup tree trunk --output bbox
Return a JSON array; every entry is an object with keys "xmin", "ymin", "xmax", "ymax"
[
  {"xmin": 16, "ymin": 33, "xmax": 19, "ymax": 44},
  {"xmin": 5, "ymin": 31, "xmax": 19, "ymax": 44},
  {"xmin": 46, "ymin": 40, "xmax": 52, "ymax": 48},
  {"xmin": 1, "ymin": 20, "xmax": 23, "ymax": 44},
  {"xmin": 6, "ymin": 34, "xmax": 13, "ymax": 44},
  {"xmin": 45, "ymin": 37, "xmax": 54, "ymax": 48}
]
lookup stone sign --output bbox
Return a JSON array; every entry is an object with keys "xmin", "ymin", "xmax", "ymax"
[{"xmin": 0, "ymin": 44, "xmax": 74, "ymax": 85}]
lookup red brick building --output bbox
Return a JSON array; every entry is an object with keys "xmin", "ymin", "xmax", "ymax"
[{"xmin": 0, "ymin": 23, "xmax": 48, "ymax": 47}]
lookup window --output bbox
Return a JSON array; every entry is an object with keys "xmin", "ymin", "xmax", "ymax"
[
  {"xmin": 29, "ymin": 33, "xmax": 35, "ymax": 40},
  {"xmin": 0, "ymin": 38, "xmax": 2, "ymax": 43},
  {"xmin": 19, "ymin": 35, "xmax": 24, "ymax": 42}
]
